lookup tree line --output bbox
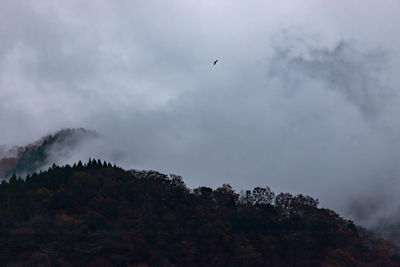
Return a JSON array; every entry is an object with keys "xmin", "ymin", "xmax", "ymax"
[{"xmin": 0, "ymin": 159, "xmax": 399, "ymax": 266}]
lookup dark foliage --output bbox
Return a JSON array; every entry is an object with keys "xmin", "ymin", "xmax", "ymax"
[{"xmin": 0, "ymin": 160, "xmax": 399, "ymax": 266}]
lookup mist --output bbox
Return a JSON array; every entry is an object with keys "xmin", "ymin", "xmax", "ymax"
[{"xmin": 1, "ymin": 0, "xmax": 400, "ymax": 229}]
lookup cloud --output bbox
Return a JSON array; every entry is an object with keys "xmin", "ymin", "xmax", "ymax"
[{"xmin": 269, "ymin": 34, "xmax": 392, "ymax": 116}]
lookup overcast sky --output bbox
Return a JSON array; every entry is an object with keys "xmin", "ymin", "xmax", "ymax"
[{"xmin": 1, "ymin": 0, "xmax": 400, "ymax": 224}]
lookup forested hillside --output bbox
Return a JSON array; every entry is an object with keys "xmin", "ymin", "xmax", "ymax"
[
  {"xmin": 0, "ymin": 160, "xmax": 399, "ymax": 266},
  {"xmin": 0, "ymin": 128, "xmax": 96, "ymax": 178}
]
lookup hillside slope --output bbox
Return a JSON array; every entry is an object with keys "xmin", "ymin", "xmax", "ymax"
[
  {"xmin": 1, "ymin": 161, "xmax": 399, "ymax": 266},
  {"xmin": 0, "ymin": 128, "xmax": 97, "ymax": 178}
]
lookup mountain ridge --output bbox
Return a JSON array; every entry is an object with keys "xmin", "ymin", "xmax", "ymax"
[{"xmin": 0, "ymin": 128, "xmax": 97, "ymax": 178}]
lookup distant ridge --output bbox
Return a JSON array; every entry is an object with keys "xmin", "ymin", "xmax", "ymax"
[{"xmin": 0, "ymin": 128, "xmax": 97, "ymax": 178}]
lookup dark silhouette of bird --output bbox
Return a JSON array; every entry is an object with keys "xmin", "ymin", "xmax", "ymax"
[{"xmin": 213, "ymin": 59, "xmax": 218, "ymax": 65}]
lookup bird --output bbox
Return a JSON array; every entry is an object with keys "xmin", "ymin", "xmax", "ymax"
[{"xmin": 213, "ymin": 59, "xmax": 218, "ymax": 65}]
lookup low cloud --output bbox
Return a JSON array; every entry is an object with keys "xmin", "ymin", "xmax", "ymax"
[{"xmin": 269, "ymin": 35, "xmax": 392, "ymax": 116}]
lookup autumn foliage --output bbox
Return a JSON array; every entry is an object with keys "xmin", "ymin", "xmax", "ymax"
[{"xmin": 0, "ymin": 160, "xmax": 399, "ymax": 266}]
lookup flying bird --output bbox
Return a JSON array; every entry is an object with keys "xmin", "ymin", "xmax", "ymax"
[{"xmin": 213, "ymin": 59, "xmax": 218, "ymax": 65}]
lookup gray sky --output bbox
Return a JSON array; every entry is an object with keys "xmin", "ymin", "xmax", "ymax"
[{"xmin": 1, "ymin": 0, "xmax": 400, "ymax": 224}]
